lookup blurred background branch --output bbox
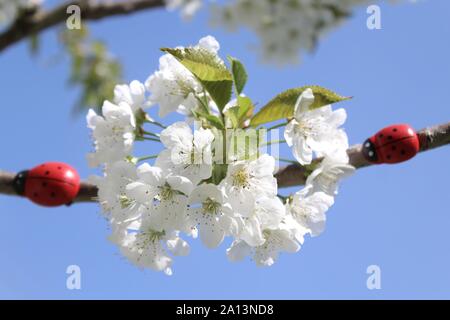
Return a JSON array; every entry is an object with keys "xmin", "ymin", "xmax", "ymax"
[
  {"xmin": 0, "ymin": 0, "xmax": 165, "ymax": 52},
  {"xmin": 0, "ymin": 0, "xmax": 167, "ymax": 113}
]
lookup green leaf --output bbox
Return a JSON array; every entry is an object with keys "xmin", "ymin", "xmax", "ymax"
[
  {"xmin": 228, "ymin": 56, "xmax": 248, "ymax": 95},
  {"xmin": 225, "ymin": 106, "xmax": 240, "ymax": 128},
  {"xmin": 192, "ymin": 110, "xmax": 225, "ymax": 130},
  {"xmin": 161, "ymin": 47, "xmax": 233, "ymax": 112},
  {"xmin": 204, "ymin": 114, "xmax": 225, "ymax": 130},
  {"xmin": 250, "ymin": 85, "xmax": 351, "ymax": 127},
  {"xmin": 236, "ymin": 96, "xmax": 254, "ymax": 126},
  {"xmin": 224, "ymin": 96, "xmax": 254, "ymax": 128}
]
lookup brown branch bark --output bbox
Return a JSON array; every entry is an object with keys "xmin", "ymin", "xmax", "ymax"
[
  {"xmin": 0, "ymin": 0, "xmax": 165, "ymax": 52},
  {"xmin": 0, "ymin": 121, "xmax": 449, "ymax": 203}
]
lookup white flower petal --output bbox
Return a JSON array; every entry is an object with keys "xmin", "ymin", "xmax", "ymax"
[
  {"xmin": 227, "ymin": 240, "xmax": 252, "ymax": 262},
  {"xmin": 166, "ymin": 236, "xmax": 190, "ymax": 256},
  {"xmin": 167, "ymin": 175, "xmax": 194, "ymax": 196},
  {"xmin": 199, "ymin": 223, "xmax": 225, "ymax": 249}
]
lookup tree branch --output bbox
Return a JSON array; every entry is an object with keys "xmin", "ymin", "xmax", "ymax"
[
  {"xmin": 0, "ymin": 121, "xmax": 449, "ymax": 203},
  {"xmin": 0, "ymin": 0, "xmax": 165, "ymax": 52},
  {"xmin": 274, "ymin": 121, "xmax": 450, "ymax": 188}
]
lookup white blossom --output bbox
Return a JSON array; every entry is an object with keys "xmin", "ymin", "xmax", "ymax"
[
  {"xmin": 220, "ymin": 154, "xmax": 278, "ymax": 214},
  {"xmin": 227, "ymin": 218, "xmax": 307, "ymax": 266},
  {"xmin": 187, "ymin": 184, "xmax": 236, "ymax": 248},
  {"xmin": 124, "ymin": 163, "xmax": 194, "ymax": 234},
  {"xmin": 286, "ymin": 189, "xmax": 334, "ymax": 237},
  {"xmin": 110, "ymin": 216, "xmax": 190, "ymax": 275},
  {"xmin": 145, "ymin": 36, "xmax": 221, "ymax": 118},
  {"xmin": 197, "ymin": 35, "xmax": 220, "ymax": 54},
  {"xmin": 156, "ymin": 122, "xmax": 214, "ymax": 185},
  {"xmin": 284, "ymin": 88, "xmax": 349, "ymax": 165},
  {"xmin": 89, "ymin": 160, "xmax": 139, "ymax": 224},
  {"xmin": 114, "ymin": 80, "xmax": 147, "ymax": 113},
  {"xmin": 233, "ymin": 196, "xmax": 286, "ymax": 247},
  {"xmin": 86, "ymin": 101, "xmax": 136, "ymax": 167},
  {"xmin": 145, "ymin": 53, "xmax": 200, "ymax": 118},
  {"xmin": 306, "ymin": 156, "xmax": 355, "ymax": 196}
]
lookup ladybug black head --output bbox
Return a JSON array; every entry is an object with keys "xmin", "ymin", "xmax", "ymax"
[
  {"xmin": 12, "ymin": 170, "xmax": 29, "ymax": 195},
  {"xmin": 362, "ymin": 139, "xmax": 378, "ymax": 163}
]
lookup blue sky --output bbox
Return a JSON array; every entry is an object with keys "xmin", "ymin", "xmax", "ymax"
[{"xmin": 0, "ymin": 0, "xmax": 449, "ymax": 299}]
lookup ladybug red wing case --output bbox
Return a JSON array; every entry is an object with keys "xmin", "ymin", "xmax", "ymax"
[
  {"xmin": 362, "ymin": 124, "xmax": 420, "ymax": 164},
  {"xmin": 23, "ymin": 162, "xmax": 80, "ymax": 207}
]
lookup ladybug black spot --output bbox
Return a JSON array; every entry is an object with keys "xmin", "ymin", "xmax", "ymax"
[
  {"xmin": 393, "ymin": 128, "xmax": 398, "ymax": 132},
  {"xmin": 401, "ymin": 150, "xmax": 406, "ymax": 155},
  {"xmin": 388, "ymin": 135, "xmax": 393, "ymax": 140},
  {"xmin": 45, "ymin": 171, "xmax": 50, "ymax": 175},
  {"xmin": 379, "ymin": 134, "xmax": 384, "ymax": 138}
]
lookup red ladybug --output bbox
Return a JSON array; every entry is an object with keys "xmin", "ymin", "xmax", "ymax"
[
  {"xmin": 362, "ymin": 124, "xmax": 420, "ymax": 164},
  {"xmin": 13, "ymin": 162, "xmax": 80, "ymax": 207}
]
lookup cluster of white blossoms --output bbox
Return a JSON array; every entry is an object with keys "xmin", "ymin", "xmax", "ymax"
[
  {"xmin": 87, "ymin": 36, "xmax": 354, "ymax": 275},
  {"xmin": 0, "ymin": 0, "xmax": 42, "ymax": 26},
  {"xmin": 211, "ymin": 0, "xmax": 370, "ymax": 64}
]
